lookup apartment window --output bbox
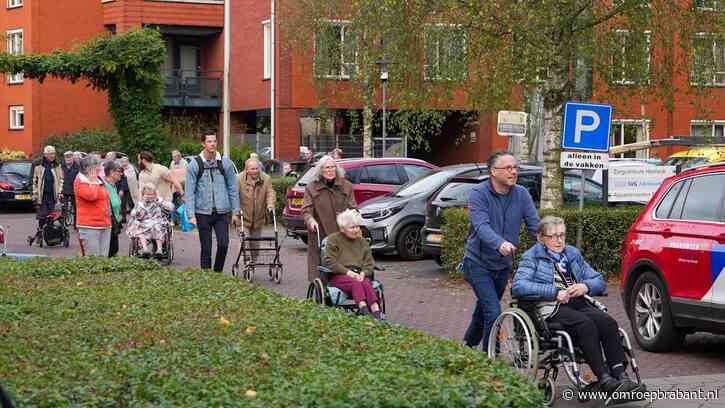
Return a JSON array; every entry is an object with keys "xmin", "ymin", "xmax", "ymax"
[
  {"xmin": 424, "ymin": 25, "xmax": 467, "ymax": 81},
  {"xmin": 6, "ymin": 29, "xmax": 23, "ymax": 84},
  {"xmin": 691, "ymin": 120, "xmax": 725, "ymax": 138},
  {"xmin": 691, "ymin": 33, "xmax": 725, "ymax": 86},
  {"xmin": 263, "ymin": 21, "xmax": 271, "ymax": 80},
  {"xmin": 9, "ymin": 106, "xmax": 24, "ymax": 130},
  {"xmin": 694, "ymin": 0, "xmax": 725, "ymax": 11},
  {"xmin": 7, "ymin": 0, "xmax": 22, "ymax": 8},
  {"xmin": 314, "ymin": 21, "xmax": 356, "ymax": 79},
  {"xmin": 610, "ymin": 120, "xmax": 649, "ymax": 158},
  {"xmin": 611, "ymin": 30, "xmax": 651, "ymax": 85}
]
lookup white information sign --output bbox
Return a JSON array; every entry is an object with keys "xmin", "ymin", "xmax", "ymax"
[
  {"xmin": 560, "ymin": 151, "xmax": 609, "ymax": 170},
  {"xmin": 497, "ymin": 111, "xmax": 528, "ymax": 137},
  {"xmin": 608, "ymin": 165, "xmax": 676, "ymax": 203}
]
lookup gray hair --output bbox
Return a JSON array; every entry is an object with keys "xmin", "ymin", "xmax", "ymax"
[
  {"xmin": 245, "ymin": 157, "xmax": 262, "ymax": 170},
  {"xmin": 139, "ymin": 183, "xmax": 157, "ymax": 195},
  {"xmin": 104, "ymin": 159, "xmax": 122, "ymax": 175},
  {"xmin": 336, "ymin": 209, "xmax": 363, "ymax": 229},
  {"xmin": 538, "ymin": 215, "xmax": 566, "ymax": 235},
  {"xmin": 79, "ymin": 156, "xmax": 101, "ymax": 176},
  {"xmin": 311, "ymin": 155, "xmax": 345, "ymax": 180}
]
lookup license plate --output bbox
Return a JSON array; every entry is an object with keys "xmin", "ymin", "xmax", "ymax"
[
  {"xmin": 291, "ymin": 198, "xmax": 304, "ymax": 207},
  {"xmin": 427, "ymin": 233, "xmax": 442, "ymax": 243},
  {"xmin": 14, "ymin": 194, "xmax": 31, "ymax": 200}
]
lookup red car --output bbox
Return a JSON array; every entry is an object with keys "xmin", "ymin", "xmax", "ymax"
[
  {"xmin": 621, "ymin": 162, "xmax": 725, "ymax": 352},
  {"xmin": 283, "ymin": 158, "xmax": 437, "ymax": 244}
]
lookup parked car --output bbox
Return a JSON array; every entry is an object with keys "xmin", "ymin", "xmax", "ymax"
[
  {"xmin": 663, "ymin": 146, "xmax": 725, "ymax": 171},
  {"xmin": 359, "ymin": 163, "xmax": 488, "ymax": 260},
  {"xmin": 0, "ymin": 160, "xmax": 34, "ymax": 208},
  {"xmin": 620, "ymin": 162, "xmax": 725, "ymax": 352},
  {"xmin": 421, "ymin": 167, "xmax": 603, "ymax": 263},
  {"xmin": 283, "ymin": 157, "xmax": 438, "ymax": 244}
]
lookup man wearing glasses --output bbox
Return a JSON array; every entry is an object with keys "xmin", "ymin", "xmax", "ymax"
[{"xmin": 462, "ymin": 150, "xmax": 539, "ymax": 350}]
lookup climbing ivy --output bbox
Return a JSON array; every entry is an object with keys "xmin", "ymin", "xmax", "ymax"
[{"xmin": 0, "ymin": 29, "xmax": 166, "ymax": 158}]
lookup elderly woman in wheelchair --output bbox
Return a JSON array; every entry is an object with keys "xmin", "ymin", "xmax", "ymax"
[
  {"xmin": 490, "ymin": 215, "xmax": 645, "ymax": 405},
  {"xmin": 306, "ymin": 209, "xmax": 384, "ymax": 319}
]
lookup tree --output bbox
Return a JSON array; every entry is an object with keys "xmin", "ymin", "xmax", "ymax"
[
  {"xmin": 282, "ymin": 0, "xmax": 723, "ymax": 208},
  {"xmin": 0, "ymin": 29, "xmax": 166, "ymax": 159}
]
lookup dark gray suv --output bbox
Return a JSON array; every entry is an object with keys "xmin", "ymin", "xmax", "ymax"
[{"xmin": 359, "ymin": 163, "xmax": 487, "ymax": 260}]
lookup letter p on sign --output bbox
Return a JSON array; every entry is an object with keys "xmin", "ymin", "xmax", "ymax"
[{"xmin": 561, "ymin": 102, "xmax": 612, "ymax": 152}]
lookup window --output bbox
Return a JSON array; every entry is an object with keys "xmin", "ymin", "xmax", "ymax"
[
  {"xmin": 694, "ymin": 0, "xmax": 725, "ymax": 11},
  {"xmin": 655, "ymin": 180, "xmax": 684, "ymax": 219},
  {"xmin": 7, "ymin": 0, "xmax": 22, "ymax": 8},
  {"xmin": 691, "ymin": 120, "xmax": 725, "ymax": 138},
  {"xmin": 314, "ymin": 21, "xmax": 356, "ymax": 79},
  {"xmin": 6, "ymin": 29, "xmax": 23, "ymax": 84},
  {"xmin": 611, "ymin": 30, "xmax": 651, "ymax": 85},
  {"xmin": 681, "ymin": 173, "xmax": 725, "ymax": 222},
  {"xmin": 359, "ymin": 165, "xmax": 401, "ymax": 185},
  {"xmin": 9, "ymin": 106, "xmax": 24, "ymax": 129},
  {"xmin": 518, "ymin": 174, "xmax": 542, "ymax": 203},
  {"xmin": 263, "ymin": 21, "xmax": 271, "ymax": 80},
  {"xmin": 401, "ymin": 165, "xmax": 432, "ymax": 184},
  {"xmin": 437, "ymin": 181, "xmax": 477, "ymax": 202},
  {"xmin": 563, "ymin": 176, "xmax": 604, "ymax": 204},
  {"xmin": 691, "ymin": 33, "xmax": 725, "ymax": 86},
  {"xmin": 424, "ymin": 25, "xmax": 467, "ymax": 81},
  {"xmin": 610, "ymin": 120, "xmax": 649, "ymax": 158},
  {"xmin": 344, "ymin": 167, "xmax": 362, "ymax": 183}
]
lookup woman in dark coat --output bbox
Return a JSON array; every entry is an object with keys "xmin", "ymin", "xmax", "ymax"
[{"xmin": 302, "ymin": 155, "xmax": 356, "ymax": 281}]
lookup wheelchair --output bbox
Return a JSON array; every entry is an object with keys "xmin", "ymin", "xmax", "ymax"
[
  {"xmin": 128, "ymin": 210, "xmax": 174, "ymax": 266},
  {"xmin": 305, "ymin": 229, "xmax": 386, "ymax": 317},
  {"xmin": 487, "ymin": 296, "xmax": 643, "ymax": 406}
]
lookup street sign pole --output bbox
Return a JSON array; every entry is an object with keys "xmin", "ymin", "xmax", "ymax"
[{"xmin": 577, "ymin": 172, "xmax": 584, "ymax": 248}]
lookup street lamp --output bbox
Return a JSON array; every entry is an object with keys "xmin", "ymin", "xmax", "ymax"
[{"xmin": 376, "ymin": 58, "xmax": 391, "ymax": 157}]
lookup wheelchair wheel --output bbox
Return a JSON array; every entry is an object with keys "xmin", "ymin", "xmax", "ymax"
[
  {"xmin": 306, "ymin": 279, "xmax": 325, "ymax": 305},
  {"xmin": 243, "ymin": 264, "xmax": 254, "ymax": 283},
  {"xmin": 162, "ymin": 241, "xmax": 173, "ymax": 266},
  {"xmin": 376, "ymin": 285, "xmax": 386, "ymax": 315},
  {"xmin": 273, "ymin": 265, "xmax": 282, "ymax": 284},
  {"xmin": 540, "ymin": 376, "xmax": 556, "ymax": 406},
  {"xmin": 487, "ymin": 308, "xmax": 539, "ymax": 380}
]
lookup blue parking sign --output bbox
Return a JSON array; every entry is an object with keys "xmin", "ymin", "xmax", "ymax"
[{"xmin": 561, "ymin": 102, "xmax": 612, "ymax": 152}]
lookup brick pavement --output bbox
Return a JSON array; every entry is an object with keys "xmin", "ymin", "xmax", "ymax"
[{"xmin": 3, "ymin": 210, "xmax": 725, "ymax": 406}]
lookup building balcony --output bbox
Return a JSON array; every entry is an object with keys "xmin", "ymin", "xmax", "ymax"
[{"xmin": 163, "ymin": 69, "xmax": 222, "ymax": 108}]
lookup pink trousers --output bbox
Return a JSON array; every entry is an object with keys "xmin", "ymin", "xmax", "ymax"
[{"xmin": 329, "ymin": 274, "xmax": 379, "ymax": 306}]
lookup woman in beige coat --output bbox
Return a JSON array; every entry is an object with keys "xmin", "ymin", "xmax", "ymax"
[{"xmin": 302, "ymin": 155, "xmax": 356, "ymax": 281}]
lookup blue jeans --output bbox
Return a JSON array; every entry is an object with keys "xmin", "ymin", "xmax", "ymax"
[{"xmin": 463, "ymin": 257, "xmax": 511, "ymax": 349}]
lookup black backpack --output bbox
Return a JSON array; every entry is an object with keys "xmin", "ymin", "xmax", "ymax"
[{"xmin": 193, "ymin": 156, "xmax": 229, "ymax": 186}]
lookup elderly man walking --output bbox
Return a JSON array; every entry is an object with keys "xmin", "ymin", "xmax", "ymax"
[
  {"xmin": 237, "ymin": 157, "xmax": 276, "ymax": 263},
  {"xmin": 462, "ymin": 150, "xmax": 539, "ymax": 350},
  {"xmin": 30, "ymin": 146, "xmax": 64, "ymax": 243}
]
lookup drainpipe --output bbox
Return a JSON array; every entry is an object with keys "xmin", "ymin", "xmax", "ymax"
[
  {"xmin": 270, "ymin": 0, "xmax": 276, "ymax": 159},
  {"xmin": 222, "ymin": 0, "xmax": 231, "ymax": 158}
]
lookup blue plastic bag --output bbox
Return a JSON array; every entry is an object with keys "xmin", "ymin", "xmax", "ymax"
[{"xmin": 177, "ymin": 204, "xmax": 194, "ymax": 232}]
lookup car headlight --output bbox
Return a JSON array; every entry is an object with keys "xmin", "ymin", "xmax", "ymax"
[{"xmin": 364, "ymin": 205, "xmax": 405, "ymax": 222}]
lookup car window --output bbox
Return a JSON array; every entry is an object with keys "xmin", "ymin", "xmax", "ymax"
[
  {"xmin": 680, "ymin": 173, "xmax": 725, "ymax": 222},
  {"xmin": 345, "ymin": 167, "xmax": 362, "ymax": 183},
  {"xmin": 401, "ymin": 164, "xmax": 432, "ymax": 184},
  {"xmin": 393, "ymin": 170, "xmax": 452, "ymax": 198},
  {"xmin": 360, "ymin": 164, "xmax": 402, "ymax": 185},
  {"xmin": 563, "ymin": 175, "xmax": 603, "ymax": 203},
  {"xmin": 517, "ymin": 174, "xmax": 541, "ymax": 203},
  {"xmin": 437, "ymin": 181, "xmax": 478, "ymax": 202},
  {"xmin": 654, "ymin": 180, "xmax": 684, "ymax": 219},
  {"xmin": 0, "ymin": 162, "xmax": 32, "ymax": 176},
  {"xmin": 668, "ymin": 178, "xmax": 691, "ymax": 220}
]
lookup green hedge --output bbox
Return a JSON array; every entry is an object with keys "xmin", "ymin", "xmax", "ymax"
[
  {"xmin": 441, "ymin": 206, "xmax": 644, "ymax": 277},
  {"xmin": 45, "ymin": 128, "xmax": 122, "ymax": 157},
  {"xmin": 0, "ymin": 257, "xmax": 542, "ymax": 407},
  {"xmin": 271, "ymin": 176, "xmax": 297, "ymax": 221}
]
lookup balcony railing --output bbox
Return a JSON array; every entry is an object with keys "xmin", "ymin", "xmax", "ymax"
[{"xmin": 163, "ymin": 69, "xmax": 222, "ymax": 108}]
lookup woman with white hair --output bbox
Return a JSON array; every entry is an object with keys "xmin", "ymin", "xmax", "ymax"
[
  {"xmin": 323, "ymin": 209, "xmax": 382, "ymax": 319},
  {"xmin": 126, "ymin": 183, "xmax": 174, "ymax": 257},
  {"xmin": 302, "ymin": 155, "xmax": 356, "ymax": 281}
]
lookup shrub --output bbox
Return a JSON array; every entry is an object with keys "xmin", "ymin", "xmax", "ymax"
[
  {"xmin": 229, "ymin": 143, "xmax": 253, "ymax": 172},
  {"xmin": 0, "ymin": 148, "xmax": 27, "ymax": 161},
  {"xmin": 271, "ymin": 176, "xmax": 297, "ymax": 219},
  {"xmin": 0, "ymin": 257, "xmax": 543, "ymax": 407},
  {"xmin": 441, "ymin": 206, "xmax": 643, "ymax": 277},
  {"xmin": 45, "ymin": 128, "xmax": 121, "ymax": 156}
]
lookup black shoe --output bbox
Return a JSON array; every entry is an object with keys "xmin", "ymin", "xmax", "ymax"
[
  {"xmin": 598, "ymin": 373, "xmax": 621, "ymax": 394},
  {"xmin": 357, "ymin": 306, "xmax": 371, "ymax": 316}
]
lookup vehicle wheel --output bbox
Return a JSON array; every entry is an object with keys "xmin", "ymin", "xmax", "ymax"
[
  {"xmin": 630, "ymin": 271, "xmax": 684, "ymax": 352},
  {"xmin": 299, "ymin": 234, "xmax": 308, "ymax": 245},
  {"xmin": 273, "ymin": 265, "xmax": 283, "ymax": 284},
  {"xmin": 396, "ymin": 224, "xmax": 424, "ymax": 261},
  {"xmin": 376, "ymin": 285, "xmax": 386, "ymax": 315},
  {"xmin": 487, "ymin": 308, "xmax": 539, "ymax": 380}
]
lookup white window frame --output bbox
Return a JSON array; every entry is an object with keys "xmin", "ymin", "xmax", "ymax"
[
  {"xmin": 263, "ymin": 20, "xmax": 271, "ymax": 80},
  {"xmin": 314, "ymin": 20, "xmax": 357, "ymax": 80},
  {"xmin": 6, "ymin": 29, "xmax": 24, "ymax": 84},
  {"xmin": 7, "ymin": 0, "xmax": 22, "ymax": 8},
  {"xmin": 691, "ymin": 32, "xmax": 725, "ymax": 87},
  {"xmin": 610, "ymin": 119, "xmax": 651, "ymax": 159},
  {"xmin": 690, "ymin": 120, "xmax": 725, "ymax": 137},
  {"xmin": 9, "ymin": 106, "xmax": 24, "ymax": 130},
  {"xmin": 423, "ymin": 24, "xmax": 468, "ymax": 81},
  {"xmin": 694, "ymin": 0, "xmax": 725, "ymax": 11},
  {"xmin": 612, "ymin": 29, "xmax": 651, "ymax": 85}
]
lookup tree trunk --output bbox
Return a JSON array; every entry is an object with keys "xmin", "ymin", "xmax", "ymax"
[
  {"xmin": 539, "ymin": 105, "xmax": 564, "ymax": 209},
  {"xmin": 362, "ymin": 103, "xmax": 374, "ymax": 158}
]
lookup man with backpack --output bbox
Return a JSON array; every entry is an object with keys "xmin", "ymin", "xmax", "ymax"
[{"xmin": 185, "ymin": 133, "xmax": 240, "ymax": 272}]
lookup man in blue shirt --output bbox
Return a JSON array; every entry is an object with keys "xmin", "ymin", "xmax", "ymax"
[{"xmin": 463, "ymin": 150, "xmax": 539, "ymax": 349}]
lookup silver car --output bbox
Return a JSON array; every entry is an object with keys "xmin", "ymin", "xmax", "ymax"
[{"xmin": 359, "ymin": 163, "xmax": 487, "ymax": 260}]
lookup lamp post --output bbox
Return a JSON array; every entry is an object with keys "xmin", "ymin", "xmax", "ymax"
[{"xmin": 376, "ymin": 58, "xmax": 391, "ymax": 157}]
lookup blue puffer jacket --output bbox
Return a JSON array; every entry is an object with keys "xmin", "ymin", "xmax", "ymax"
[{"xmin": 511, "ymin": 242, "xmax": 607, "ymax": 300}]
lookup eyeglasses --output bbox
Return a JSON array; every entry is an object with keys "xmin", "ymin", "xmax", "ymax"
[
  {"xmin": 493, "ymin": 165, "xmax": 520, "ymax": 173},
  {"xmin": 542, "ymin": 233, "xmax": 566, "ymax": 240}
]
